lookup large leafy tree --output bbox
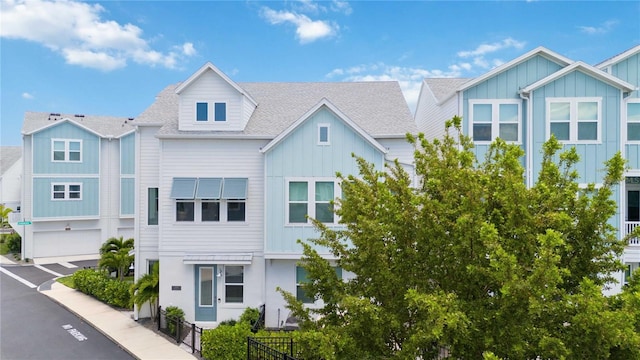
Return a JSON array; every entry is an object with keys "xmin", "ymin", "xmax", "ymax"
[
  {"xmin": 99, "ymin": 236, "xmax": 134, "ymax": 282},
  {"xmin": 280, "ymin": 116, "xmax": 640, "ymax": 359}
]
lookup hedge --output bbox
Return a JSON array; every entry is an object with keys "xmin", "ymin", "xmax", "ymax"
[{"xmin": 71, "ymin": 269, "xmax": 131, "ymax": 309}]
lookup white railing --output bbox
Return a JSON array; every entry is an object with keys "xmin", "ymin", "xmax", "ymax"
[{"xmin": 625, "ymin": 221, "xmax": 640, "ymax": 245}]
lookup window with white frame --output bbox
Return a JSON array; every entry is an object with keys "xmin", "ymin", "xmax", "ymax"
[
  {"xmin": 469, "ymin": 100, "xmax": 520, "ymax": 143},
  {"xmin": 224, "ymin": 266, "xmax": 244, "ymax": 303},
  {"xmin": 52, "ymin": 139, "xmax": 82, "ymax": 162},
  {"xmin": 627, "ymin": 101, "xmax": 640, "ymax": 141},
  {"xmin": 195, "ymin": 102, "xmax": 226, "ymax": 122},
  {"xmin": 318, "ymin": 124, "xmax": 330, "ymax": 145},
  {"xmin": 547, "ymin": 98, "xmax": 601, "ymax": 143},
  {"xmin": 170, "ymin": 177, "xmax": 247, "ymax": 222},
  {"xmin": 52, "ymin": 183, "xmax": 82, "ymax": 200},
  {"xmin": 287, "ymin": 179, "xmax": 338, "ymax": 225}
]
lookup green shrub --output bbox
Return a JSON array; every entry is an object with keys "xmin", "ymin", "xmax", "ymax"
[
  {"xmin": 201, "ymin": 323, "xmax": 253, "ymax": 360},
  {"xmin": 71, "ymin": 269, "xmax": 131, "ymax": 309},
  {"xmin": 165, "ymin": 306, "xmax": 185, "ymax": 336},
  {"xmin": 239, "ymin": 307, "xmax": 260, "ymax": 326},
  {"xmin": 5, "ymin": 233, "xmax": 21, "ymax": 253}
]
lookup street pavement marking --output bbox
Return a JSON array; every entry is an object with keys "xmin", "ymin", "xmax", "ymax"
[
  {"xmin": 59, "ymin": 262, "xmax": 77, "ymax": 269},
  {"xmin": 0, "ymin": 267, "xmax": 37, "ymax": 288},
  {"xmin": 62, "ymin": 324, "xmax": 88, "ymax": 341},
  {"xmin": 35, "ymin": 264, "xmax": 64, "ymax": 277}
]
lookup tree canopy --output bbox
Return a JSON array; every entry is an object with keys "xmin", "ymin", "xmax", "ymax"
[{"xmin": 279, "ymin": 116, "xmax": 640, "ymax": 359}]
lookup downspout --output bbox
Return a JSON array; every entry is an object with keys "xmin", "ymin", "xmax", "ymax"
[{"xmin": 519, "ymin": 90, "xmax": 533, "ymax": 188}]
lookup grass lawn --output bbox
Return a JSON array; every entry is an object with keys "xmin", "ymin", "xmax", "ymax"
[
  {"xmin": 0, "ymin": 241, "xmax": 9, "ymax": 255},
  {"xmin": 57, "ymin": 275, "xmax": 76, "ymax": 289}
]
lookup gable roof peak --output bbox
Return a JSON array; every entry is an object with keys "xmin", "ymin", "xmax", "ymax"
[
  {"xmin": 174, "ymin": 62, "xmax": 258, "ymax": 106},
  {"xmin": 597, "ymin": 44, "xmax": 640, "ymax": 69}
]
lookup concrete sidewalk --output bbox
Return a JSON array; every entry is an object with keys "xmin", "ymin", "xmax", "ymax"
[{"xmin": 39, "ymin": 281, "xmax": 197, "ymax": 360}]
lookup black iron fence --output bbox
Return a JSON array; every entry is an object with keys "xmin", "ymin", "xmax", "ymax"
[
  {"xmin": 247, "ymin": 337, "xmax": 299, "ymax": 360},
  {"xmin": 157, "ymin": 305, "xmax": 203, "ymax": 356}
]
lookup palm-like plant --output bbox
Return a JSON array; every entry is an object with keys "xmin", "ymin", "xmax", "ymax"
[
  {"xmin": 0, "ymin": 205, "xmax": 13, "ymax": 229},
  {"xmin": 99, "ymin": 236, "xmax": 134, "ymax": 281},
  {"xmin": 131, "ymin": 262, "xmax": 160, "ymax": 320}
]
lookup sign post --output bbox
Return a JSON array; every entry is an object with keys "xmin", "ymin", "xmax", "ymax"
[{"xmin": 18, "ymin": 220, "xmax": 31, "ymax": 261}]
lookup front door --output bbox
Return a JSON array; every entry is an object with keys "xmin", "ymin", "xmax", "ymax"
[{"xmin": 194, "ymin": 265, "xmax": 217, "ymax": 321}]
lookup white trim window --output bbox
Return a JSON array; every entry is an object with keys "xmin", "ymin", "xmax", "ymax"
[
  {"xmin": 195, "ymin": 101, "xmax": 227, "ymax": 122},
  {"xmin": 286, "ymin": 178, "xmax": 339, "ymax": 225},
  {"xmin": 626, "ymin": 100, "xmax": 640, "ymax": 142},
  {"xmin": 52, "ymin": 139, "xmax": 82, "ymax": 162},
  {"xmin": 318, "ymin": 123, "xmax": 330, "ymax": 145},
  {"xmin": 224, "ymin": 265, "xmax": 244, "ymax": 303},
  {"xmin": 547, "ymin": 98, "xmax": 601, "ymax": 143},
  {"xmin": 51, "ymin": 183, "xmax": 82, "ymax": 200},
  {"xmin": 469, "ymin": 100, "xmax": 521, "ymax": 143}
]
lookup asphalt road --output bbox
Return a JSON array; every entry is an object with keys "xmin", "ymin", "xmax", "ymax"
[{"xmin": 0, "ymin": 262, "xmax": 134, "ymax": 360}]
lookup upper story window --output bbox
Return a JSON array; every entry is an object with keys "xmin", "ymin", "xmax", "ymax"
[
  {"xmin": 148, "ymin": 188, "xmax": 159, "ymax": 225},
  {"xmin": 52, "ymin": 183, "xmax": 82, "ymax": 200},
  {"xmin": 547, "ymin": 98, "xmax": 601, "ymax": 143},
  {"xmin": 195, "ymin": 102, "xmax": 227, "ymax": 122},
  {"xmin": 627, "ymin": 101, "xmax": 640, "ymax": 142},
  {"xmin": 170, "ymin": 177, "xmax": 247, "ymax": 223},
  {"xmin": 287, "ymin": 178, "xmax": 339, "ymax": 225},
  {"xmin": 52, "ymin": 139, "xmax": 82, "ymax": 162},
  {"xmin": 469, "ymin": 100, "xmax": 520, "ymax": 143},
  {"xmin": 318, "ymin": 124, "xmax": 330, "ymax": 145}
]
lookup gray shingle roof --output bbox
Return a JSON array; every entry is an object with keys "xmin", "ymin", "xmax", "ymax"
[
  {"xmin": 424, "ymin": 78, "xmax": 471, "ymax": 103},
  {"xmin": 0, "ymin": 146, "xmax": 21, "ymax": 174},
  {"xmin": 141, "ymin": 81, "xmax": 417, "ymax": 138},
  {"xmin": 22, "ymin": 112, "xmax": 135, "ymax": 138}
]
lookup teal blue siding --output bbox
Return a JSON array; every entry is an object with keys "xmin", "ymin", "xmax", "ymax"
[
  {"xmin": 121, "ymin": 178, "xmax": 135, "ymax": 215},
  {"xmin": 610, "ymin": 53, "xmax": 640, "ymax": 97},
  {"xmin": 265, "ymin": 107, "xmax": 385, "ymax": 254},
  {"xmin": 120, "ymin": 133, "xmax": 135, "ymax": 175},
  {"xmin": 530, "ymin": 70, "xmax": 622, "ymax": 184},
  {"xmin": 32, "ymin": 122, "xmax": 100, "ymax": 174},
  {"xmin": 463, "ymin": 55, "xmax": 562, "ymax": 166},
  {"xmin": 32, "ymin": 177, "xmax": 100, "ymax": 218}
]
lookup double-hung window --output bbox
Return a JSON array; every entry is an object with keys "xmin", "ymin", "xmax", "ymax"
[
  {"xmin": 224, "ymin": 266, "xmax": 244, "ymax": 303},
  {"xmin": 296, "ymin": 266, "xmax": 342, "ymax": 304},
  {"xmin": 547, "ymin": 98, "xmax": 601, "ymax": 143},
  {"xmin": 469, "ymin": 100, "xmax": 521, "ymax": 143},
  {"xmin": 627, "ymin": 101, "xmax": 640, "ymax": 142},
  {"xmin": 52, "ymin": 183, "xmax": 82, "ymax": 200},
  {"xmin": 287, "ymin": 179, "xmax": 338, "ymax": 225},
  {"xmin": 52, "ymin": 139, "xmax": 82, "ymax": 162}
]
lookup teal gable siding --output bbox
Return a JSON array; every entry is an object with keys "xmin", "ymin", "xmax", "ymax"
[
  {"xmin": 265, "ymin": 107, "xmax": 385, "ymax": 254},
  {"xmin": 610, "ymin": 53, "xmax": 640, "ymax": 97},
  {"xmin": 32, "ymin": 177, "xmax": 100, "ymax": 218},
  {"xmin": 120, "ymin": 178, "xmax": 135, "ymax": 215},
  {"xmin": 32, "ymin": 122, "xmax": 100, "ymax": 175},
  {"xmin": 462, "ymin": 55, "xmax": 564, "ymax": 164},
  {"xmin": 529, "ymin": 70, "xmax": 623, "ymax": 184},
  {"xmin": 120, "ymin": 133, "xmax": 135, "ymax": 175}
]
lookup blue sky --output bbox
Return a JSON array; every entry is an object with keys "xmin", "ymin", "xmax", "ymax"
[{"xmin": 1, "ymin": 0, "xmax": 639, "ymax": 146}]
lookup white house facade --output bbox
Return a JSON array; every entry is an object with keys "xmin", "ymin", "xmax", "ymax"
[
  {"xmin": 133, "ymin": 62, "xmax": 417, "ymax": 327},
  {"xmin": 1, "ymin": 146, "xmax": 22, "ymax": 213}
]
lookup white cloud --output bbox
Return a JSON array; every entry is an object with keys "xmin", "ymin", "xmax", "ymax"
[
  {"xmin": 579, "ymin": 20, "xmax": 619, "ymax": 35},
  {"xmin": 22, "ymin": 92, "xmax": 34, "ymax": 99},
  {"xmin": 260, "ymin": 7, "xmax": 337, "ymax": 44},
  {"xmin": 331, "ymin": 0, "xmax": 352, "ymax": 15},
  {"xmin": 0, "ymin": 0, "xmax": 197, "ymax": 71},
  {"xmin": 457, "ymin": 38, "xmax": 526, "ymax": 58}
]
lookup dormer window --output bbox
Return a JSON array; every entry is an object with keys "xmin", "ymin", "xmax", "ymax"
[
  {"xmin": 195, "ymin": 102, "xmax": 227, "ymax": 122},
  {"xmin": 318, "ymin": 124, "xmax": 330, "ymax": 145}
]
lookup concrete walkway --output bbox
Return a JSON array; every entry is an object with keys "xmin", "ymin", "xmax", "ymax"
[{"xmin": 40, "ymin": 280, "xmax": 197, "ymax": 359}]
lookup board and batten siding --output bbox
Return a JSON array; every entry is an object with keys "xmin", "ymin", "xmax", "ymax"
[
  {"xmin": 32, "ymin": 177, "xmax": 99, "ymax": 218},
  {"xmin": 158, "ymin": 139, "xmax": 267, "ymax": 253},
  {"xmin": 32, "ymin": 122, "xmax": 100, "ymax": 175},
  {"xmin": 609, "ymin": 52, "xmax": 640, "ymax": 98},
  {"xmin": 529, "ymin": 70, "xmax": 623, "ymax": 185},
  {"xmin": 178, "ymin": 70, "xmax": 245, "ymax": 132},
  {"xmin": 265, "ymin": 108, "xmax": 385, "ymax": 254}
]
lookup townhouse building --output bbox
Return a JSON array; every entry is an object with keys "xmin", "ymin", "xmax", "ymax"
[
  {"xmin": 415, "ymin": 45, "xmax": 640, "ymax": 294},
  {"xmin": 17, "ymin": 113, "xmax": 135, "ymax": 261},
  {"xmin": 133, "ymin": 62, "xmax": 417, "ymax": 327},
  {"xmin": 1, "ymin": 146, "xmax": 22, "ymax": 213}
]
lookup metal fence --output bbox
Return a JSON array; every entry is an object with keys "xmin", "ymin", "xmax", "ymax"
[
  {"xmin": 247, "ymin": 337, "xmax": 299, "ymax": 360},
  {"xmin": 157, "ymin": 306, "xmax": 203, "ymax": 356}
]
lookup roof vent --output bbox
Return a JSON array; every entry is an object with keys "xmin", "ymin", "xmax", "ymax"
[
  {"xmin": 74, "ymin": 114, "xmax": 85, "ymax": 118},
  {"xmin": 128, "ymin": 117, "xmax": 134, "ymax": 121}
]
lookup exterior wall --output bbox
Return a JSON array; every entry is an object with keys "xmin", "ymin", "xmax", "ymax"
[
  {"xmin": 609, "ymin": 53, "xmax": 640, "ymax": 98},
  {"xmin": 32, "ymin": 122, "xmax": 100, "ymax": 175},
  {"xmin": 178, "ymin": 70, "xmax": 246, "ymax": 132},
  {"xmin": 159, "ymin": 255, "xmax": 265, "ymax": 326},
  {"xmin": 415, "ymin": 90, "xmax": 460, "ymax": 141},
  {"xmin": 1, "ymin": 158, "xmax": 22, "ymax": 211},
  {"xmin": 264, "ymin": 108, "xmax": 385, "ymax": 256}
]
